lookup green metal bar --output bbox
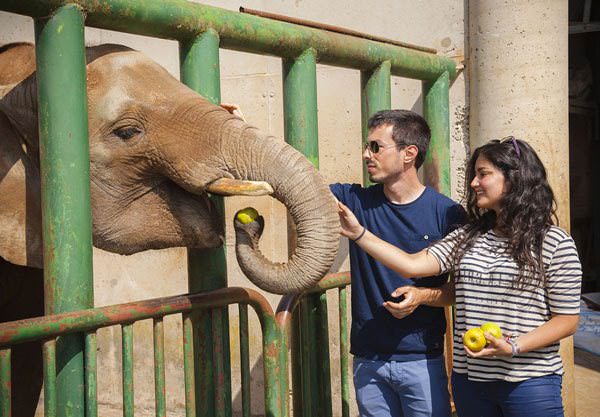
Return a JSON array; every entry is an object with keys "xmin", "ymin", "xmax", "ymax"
[
  {"xmin": 338, "ymin": 287, "xmax": 349, "ymax": 417},
  {"xmin": 260, "ymin": 314, "xmax": 282, "ymax": 417},
  {"xmin": 85, "ymin": 332, "xmax": 98, "ymax": 417},
  {"xmin": 180, "ymin": 29, "xmax": 231, "ymax": 417},
  {"xmin": 238, "ymin": 305, "xmax": 250, "ymax": 417},
  {"xmin": 1, "ymin": 0, "xmax": 456, "ymax": 81},
  {"xmin": 43, "ymin": 340, "xmax": 57, "ymax": 417},
  {"xmin": 283, "ymin": 48, "xmax": 319, "ymax": 168},
  {"xmin": 290, "ymin": 313, "xmax": 302, "ymax": 417},
  {"xmin": 0, "ymin": 349, "xmax": 10, "ymax": 417},
  {"xmin": 33, "ymin": 5, "xmax": 93, "ymax": 417},
  {"xmin": 211, "ymin": 309, "xmax": 230, "ymax": 417},
  {"xmin": 154, "ymin": 318, "xmax": 166, "ymax": 417},
  {"xmin": 317, "ymin": 293, "xmax": 332, "ymax": 417},
  {"xmin": 282, "ymin": 47, "xmax": 320, "ymax": 416},
  {"xmin": 361, "ymin": 61, "xmax": 391, "ymax": 186},
  {"xmin": 182, "ymin": 313, "xmax": 196, "ymax": 417},
  {"xmin": 422, "ymin": 72, "xmax": 451, "ymax": 194},
  {"xmin": 122, "ymin": 324, "xmax": 134, "ymax": 417}
]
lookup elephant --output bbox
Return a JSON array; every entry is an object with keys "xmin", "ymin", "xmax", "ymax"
[{"xmin": 0, "ymin": 42, "xmax": 339, "ymax": 415}]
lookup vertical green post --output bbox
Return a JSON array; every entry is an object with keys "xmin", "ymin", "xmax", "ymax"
[
  {"xmin": 360, "ymin": 61, "xmax": 391, "ymax": 186},
  {"xmin": 85, "ymin": 332, "xmax": 98, "ymax": 417},
  {"xmin": 0, "ymin": 349, "xmax": 10, "ymax": 417},
  {"xmin": 283, "ymin": 48, "xmax": 332, "ymax": 416},
  {"xmin": 422, "ymin": 72, "xmax": 451, "ymax": 195},
  {"xmin": 34, "ymin": 5, "xmax": 93, "ymax": 417},
  {"xmin": 338, "ymin": 287, "xmax": 350, "ymax": 417},
  {"xmin": 179, "ymin": 29, "xmax": 231, "ymax": 417}
]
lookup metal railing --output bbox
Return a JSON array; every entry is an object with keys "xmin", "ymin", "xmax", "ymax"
[
  {"xmin": 0, "ymin": 287, "xmax": 286, "ymax": 417},
  {"xmin": 0, "ymin": 1, "xmax": 456, "ymax": 416}
]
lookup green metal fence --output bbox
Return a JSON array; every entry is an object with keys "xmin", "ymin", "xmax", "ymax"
[
  {"xmin": 0, "ymin": 1, "xmax": 455, "ymax": 416},
  {"xmin": 0, "ymin": 287, "xmax": 286, "ymax": 417}
]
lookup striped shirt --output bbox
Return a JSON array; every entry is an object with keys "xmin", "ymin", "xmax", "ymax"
[{"xmin": 428, "ymin": 225, "xmax": 582, "ymax": 382}]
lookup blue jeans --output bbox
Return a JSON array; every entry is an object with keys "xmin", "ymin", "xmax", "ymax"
[
  {"xmin": 451, "ymin": 372, "xmax": 564, "ymax": 417},
  {"xmin": 353, "ymin": 356, "xmax": 452, "ymax": 417}
]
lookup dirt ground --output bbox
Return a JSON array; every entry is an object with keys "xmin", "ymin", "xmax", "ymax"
[{"xmin": 574, "ymin": 348, "xmax": 600, "ymax": 417}]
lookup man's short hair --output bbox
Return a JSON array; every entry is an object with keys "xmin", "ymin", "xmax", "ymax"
[{"xmin": 367, "ymin": 109, "xmax": 431, "ymax": 169}]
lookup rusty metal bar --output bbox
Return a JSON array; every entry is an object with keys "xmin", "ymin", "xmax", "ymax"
[
  {"xmin": 122, "ymin": 323, "xmax": 134, "ymax": 417},
  {"xmin": 154, "ymin": 318, "xmax": 166, "ymax": 417},
  {"xmin": 338, "ymin": 287, "xmax": 350, "ymax": 417},
  {"xmin": 0, "ymin": 288, "xmax": 273, "ymax": 347},
  {"xmin": 239, "ymin": 6, "xmax": 437, "ymax": 54},
  {"xmin": 43, "ymin": 340, "xmax": 57, "ymax": 417},
  {"xmin": 182, "ymin": 313, "xmax": 196, "ymax": 417},
  {"xmin": 85, "ymin": 332, "xmax": 98, "ymax": 417},
  {"xmin": 211, "ymin": 309, "xmax": 229, "ymax": 417},
  {"xmin": 238, "ymin": 305, "xmax": 251, "ymax": 417},
  {"xmin": 0, "ymin": 349, "xmax": 10, "ymax": 417},
  {"xmin": 0, "ymin": 0, "xmax": 455, "ymax": 81}
]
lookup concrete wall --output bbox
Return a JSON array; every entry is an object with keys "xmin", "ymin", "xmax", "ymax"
[{"xmin": 0, "ymin": 1, "xmax": 467, "ymax": 415}]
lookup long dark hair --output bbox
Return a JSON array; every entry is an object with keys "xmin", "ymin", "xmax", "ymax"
[{"xmin": 451, "ymin": 138, "xmax": 557, "ymax": 288}]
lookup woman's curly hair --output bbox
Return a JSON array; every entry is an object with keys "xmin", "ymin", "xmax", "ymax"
[{"xmin": 450, "ymin": 138, "xmax": 558, "ymax": 288}]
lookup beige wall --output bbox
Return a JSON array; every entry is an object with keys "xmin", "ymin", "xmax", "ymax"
[
  {"xmin": 0, "ymin": 1, "xmax": 468, "ymax": 415},
  {"xmin": 467, "ymin": 1, "xmax": 574, "ymax": 415}
]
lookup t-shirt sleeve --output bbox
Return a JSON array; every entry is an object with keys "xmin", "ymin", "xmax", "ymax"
[
  {"xmin": 427, "ymin": 227, "xmax": 464, "ymax": 274},
  {"xmin": 445, "ymin": 204, "xmax": 466, "ymax": 235},
  {"xmin": 546, "ymin": 235, "xmax": 582, "ymax": 315}
]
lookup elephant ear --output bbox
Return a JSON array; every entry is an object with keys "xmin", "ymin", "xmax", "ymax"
[{"xmin": 0, "ymin": 44, "xmax": 43, "ymax": 269}]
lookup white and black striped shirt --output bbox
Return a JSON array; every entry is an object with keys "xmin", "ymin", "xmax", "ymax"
[{"xmin": 428, "ymin": 225, "xmax": 582, "ymax": 382}]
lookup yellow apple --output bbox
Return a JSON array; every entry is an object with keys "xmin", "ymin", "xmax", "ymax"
[
  {"xmin": 236, "ymin": 207, "xmax": 259, "ymax": 224},
  {"xmin": 480, "ymin": 322, "xmax": 503, "ymax": 344},
  {"xmin": 463, "ymin": 328, "xmax": 486, "ymax": 352}
]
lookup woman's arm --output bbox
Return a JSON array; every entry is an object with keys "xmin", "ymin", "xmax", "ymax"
[
  {"xmin": 338, "ymin": 201, "xmax": 441, "ymax": 278},
  {"xmin": 466, "ymin": 314, "xmax": 580, "ymax": 358}
]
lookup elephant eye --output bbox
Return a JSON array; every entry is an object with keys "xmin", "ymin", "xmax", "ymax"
[{"xmin": 113, "ymin": 126, "xmax": 142, "ymax": 140}]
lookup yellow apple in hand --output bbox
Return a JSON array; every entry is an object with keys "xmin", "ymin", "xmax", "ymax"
[
  {"xmin": 463, "ymin": 328, "xmax": 486, "ymax": 352},
  {"xmin": 236, "ymin": 207, "xmax": 259, "ymax": 224},
  {"xmin": 480, "ymin": 322, "xmax": 503, "ymax": 344}
]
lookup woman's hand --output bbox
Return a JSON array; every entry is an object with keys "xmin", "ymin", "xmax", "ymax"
[
  {"xmin": 463, "ymin": 332, "xmax": 512, "ymax": 358},
  {"xmin": 337, "ymin": 200, "xmax": 364, "ymax": 240}
]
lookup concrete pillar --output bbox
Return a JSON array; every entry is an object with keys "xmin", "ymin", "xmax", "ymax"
[{"xmin": 468, "ymin": 1, "xmax": 574, "ymax": 416}]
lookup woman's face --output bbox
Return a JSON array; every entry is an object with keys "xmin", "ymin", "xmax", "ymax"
[{"xmin": 470, "ymin": 155, "xmax": 507, "ymax": 213}]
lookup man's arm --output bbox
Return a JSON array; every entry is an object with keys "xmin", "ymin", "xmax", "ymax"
[{"xmin": 382, "ymin": 281, "xmax": 454, "ymax": 319}]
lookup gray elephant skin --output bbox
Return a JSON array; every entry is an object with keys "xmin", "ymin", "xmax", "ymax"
[{"xmin": 0, "ymin": 42, "xmax": 339, "ymax": 416}]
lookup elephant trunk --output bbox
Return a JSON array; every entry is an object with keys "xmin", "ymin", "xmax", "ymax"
[
  {"xmin": 228, "ymin": 129, "xmax": 339, "ymax": 294},
  {"xmin": 223, "ymin": 119, "xmax": 339, "ymax": 294},
  {"xmin": 159, "ymin": 105, "xmax": 339, "ymax": 294}
]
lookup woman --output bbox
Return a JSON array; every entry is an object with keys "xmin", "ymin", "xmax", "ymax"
[{"xmin": 338, "ymin": 137, "xmax": 581, "ymax": 417}]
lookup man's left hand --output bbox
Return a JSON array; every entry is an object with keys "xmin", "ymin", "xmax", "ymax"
[{"xmin": 383, "ymin": 286, "xmax": 423, "ymax": 319}]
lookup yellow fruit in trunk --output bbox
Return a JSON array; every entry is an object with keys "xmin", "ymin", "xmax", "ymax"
[{"xmin": 236, "ymin": 207, "xmax": 259, "ymax": 224}]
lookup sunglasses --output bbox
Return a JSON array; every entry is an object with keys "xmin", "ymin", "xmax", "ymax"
[{"xmin": 363, "ymin": 141, "xmax": 383, "ymax": 153}]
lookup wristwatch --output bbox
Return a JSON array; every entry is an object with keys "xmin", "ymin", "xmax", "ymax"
[{"xmin": 505, "ymin": 335, "xmax": 521, "ymax": 357}]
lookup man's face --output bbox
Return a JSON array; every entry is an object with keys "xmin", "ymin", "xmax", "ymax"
[{"xmin": 363, "ymin": 124, "xmax": 405, "ymax": 184}]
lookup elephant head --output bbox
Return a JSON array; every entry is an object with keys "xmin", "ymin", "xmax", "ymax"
[{"xmin": 0, "ymin": 43, "xmax": 339, "ymax": 294}]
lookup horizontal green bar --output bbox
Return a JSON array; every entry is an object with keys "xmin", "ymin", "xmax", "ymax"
[
  {"xmin": 0, "ymin": 287, "xmax": 274, "ymax": 348},
  {"xmin": 0, "ymin": 0, "xmax": 455, "ymax": 80}
]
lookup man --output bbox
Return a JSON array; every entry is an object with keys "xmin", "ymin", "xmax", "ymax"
[{"xmin": 330, "ymin": 109, "xmax": 464, "ymax": 417}]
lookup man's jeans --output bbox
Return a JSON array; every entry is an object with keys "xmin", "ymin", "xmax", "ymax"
[{"xmin": 353, "ymin": 356, "xmax": 452, "ymax": 417}]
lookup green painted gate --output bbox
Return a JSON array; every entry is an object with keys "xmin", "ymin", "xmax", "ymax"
[{"xmin": 0, "ymin": 1, "xmax": 456, "ymax": 416}]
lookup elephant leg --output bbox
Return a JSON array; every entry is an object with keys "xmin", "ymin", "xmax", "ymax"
[{"xmin": 0, "ymin": 258, "xmax": 44, "ymax": 417}]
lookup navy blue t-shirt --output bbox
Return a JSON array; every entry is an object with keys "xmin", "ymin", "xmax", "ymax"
[{"xmin": 331, "ymin": 183, "xmax": 464, "ymax": 361}]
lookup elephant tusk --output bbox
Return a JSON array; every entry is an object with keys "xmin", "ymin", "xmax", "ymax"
[{"xmin": 206, "ymin": 178, "xmax": 274, "ymax": 196}]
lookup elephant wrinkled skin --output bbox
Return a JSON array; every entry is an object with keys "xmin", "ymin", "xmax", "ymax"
[
  {"xmin": 0, "ymin": 41, "xmax": 339, "ymax": 417},
  {"xmin": 0, "ymin": 42, "xmax": 340, "ymax": 295}
]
